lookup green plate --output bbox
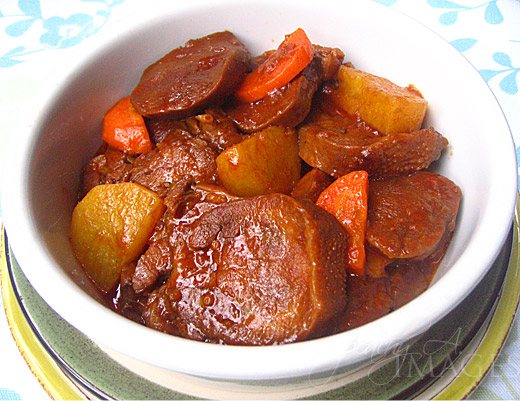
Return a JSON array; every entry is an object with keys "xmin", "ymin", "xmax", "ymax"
[{"xmin": 2, "ymin": 202, "xmax": 520, "ymax": 399}]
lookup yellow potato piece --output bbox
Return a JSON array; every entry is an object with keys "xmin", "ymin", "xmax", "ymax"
[
  {"xmin": 71, "ymin": 182, "xmax": 165, "ymax": 293},
  {"xmin": 216, "ymin": 126, "xmax": 301, "ymax": 197},
  {"xmin": 334, "ymin": 65, "xmax": 427, "ymax": 134}
]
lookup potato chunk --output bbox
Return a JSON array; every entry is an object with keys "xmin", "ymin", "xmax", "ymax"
[
  {"xmin": 71, "ymin": 182, "xmax": 165, "ymax": 293},
  {"xmin": 333, "ymin": 65, "xmax": 427, "ymax": 134},
  {"xmin": 216, "ymin": 126, "xmax": 301, "ymax": 196}
]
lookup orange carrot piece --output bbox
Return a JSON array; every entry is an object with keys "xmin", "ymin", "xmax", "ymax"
[
  {"xmin": 316, "ymin": 171, "xmax": 369, "ymax": 276},
  {"xmin": 102, "ymin": 96, "xmax": 152, "ymax": 154},
  {"xmin": 234, "ymin": 28, "xmax": 314, "ymax": 103}
]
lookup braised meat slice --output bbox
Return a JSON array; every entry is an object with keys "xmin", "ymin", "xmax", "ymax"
[
  {"xmin": 131, "ymin": 31, "xmax": 251, "ymax": 119},
  {"xmin": 341, "ymin": 233, "xmax": 450, "ymax": 331},
  {"xmin": 313, "ymin": 45, "xmax": 346, "ymax": 80},
  {"xmin": 142, "ymin": 194, "xmax": 349, "ymax": 345},
  {"xmin": 182, "ymin": 107, "xmax": 245, "ymax": 152},
  {"xmin": 81, "ymin": 127, "xmax": 221, "ymax": 200},
  {"xmin": 145, "ymin": 107, "xmax": 245, "ymax": 152},
  {"xmin": 291, "ymin": 167, "xmax": 334, "ymax": 203},
  {"xmin": 129, "ymin": 130, "xmax": 219, "ymax": 198},
  {"xmin": 132, "ymin": 184, "xmax": 239, "ymax": 294},
  {"xmin": 247, "ymin": 44, "xmax": 344, "ymax": 80},
  {"xmin": 365, "ymin": 245, "xmax": 394, "ymax": 278},
  {"xmin": 225, "ymin": 73, "xmax": 318, "ymax": 133},
  {"xmin": 340, "ymin": 263, "xmax": 431, "ymax": 331},
  {"xmin": 79, "ymin": 145, "xmax": 134, "ymax": 199},
  {"xmin": 298, "ymin": 105, "xmax": 449, "ymax": 179},
  {"xmin": 340, "ymin": 274, "xmax": 394, "ymax": 331},
  {"xmin": 144, "ymin": 117, "xmax": 186, "ymax": 145},
  {"xmin": 366, "ymin": 171, "xmax": 462, "ymax": 261},
  {"xmin": 118, "ymin": 261, "xmax": 147, "ymax": 323},
  {"xmin": 130, "ymin": 213, "xmax": 175, "ymax": 296},
  {"xmin": 224, "ymin": 46, "xmax": 344, "ymax": 133}
]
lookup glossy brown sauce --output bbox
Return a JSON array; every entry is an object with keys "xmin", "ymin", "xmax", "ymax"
[
  {"xmin": 85, "ymin": 95, "xmax": 453, "ymax": 341},
  {"xmin": 338, "ymin": 246, "xmax": 445, "ymax": 332},
  {"xmin": 103, "ymin": 242, "xmax": 444, "ymax": 336},
  {"xmin": 82, "ymin": 99, "xmax": 453, "ymax": 341},
  {"xmin": 74, "ymin": 32, "xmax": 460, "ymax": 345}
]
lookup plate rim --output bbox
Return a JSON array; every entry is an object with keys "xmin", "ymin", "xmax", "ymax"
[
  {"xmin": 2, "ymin": 198, "xmax": 519, "ymax": 400},
  {"xmin": 0, "ymin": 226, "xmax": 88, "ymax": 401}
]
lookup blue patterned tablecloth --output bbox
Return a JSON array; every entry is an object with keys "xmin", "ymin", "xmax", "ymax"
[{"xmin": 0, "ymin": 0, "xmax": 519, "ymax": 399}]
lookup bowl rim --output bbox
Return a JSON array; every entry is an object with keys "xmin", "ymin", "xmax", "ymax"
[{"xmin": 1, "ymin": 0, "xmax": 518, "ymax": 381}]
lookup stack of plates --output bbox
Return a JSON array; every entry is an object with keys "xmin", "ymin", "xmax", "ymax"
[{"xmin": 1, "ymin": 201, "xmax": 520, "ymax": 399}]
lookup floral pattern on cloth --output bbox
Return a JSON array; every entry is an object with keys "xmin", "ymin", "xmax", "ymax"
[
  {"xmin": 427, "ymin": 0, "xmax": 519, "ymax": 96},
  {"xmin": 0, "ymin": 388, "xmax": 22, "ymax": 400},
  {"xmin": 0, "ymin": 0, "xmax": 124, "ymax": 67},
  {"xmin": 379, "ymin": 0, "xmax": 520, "ymax": 196},
  {"xmin": 427, "ymin": 0, "xmax": 504, "ymax": 25},
  {"xmin": 373, "ymin": 0, "xmax": 520, "ymax": 97}
]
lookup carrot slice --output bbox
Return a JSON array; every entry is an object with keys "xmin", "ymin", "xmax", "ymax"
[
  {"xmin": 316, "ymin": 171, "xmax": 369, "ymax": 276},
  {"xmin": 102, "ymin": 96, "xmax": 152, "ymax": 154},
  {"xmin": 234, "ymin": 28, "xmax": 314, "ymax": 103}
]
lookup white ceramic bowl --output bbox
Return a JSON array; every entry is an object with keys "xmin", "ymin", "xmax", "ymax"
[{"xmin": 2, "ymin": 0, "xmax": 517, "ymax": 391}]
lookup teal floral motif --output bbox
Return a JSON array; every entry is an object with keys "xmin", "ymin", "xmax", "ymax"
[
  {"xmin": 479, "ymin": 52, "xmax": 519, "ymax": 95},
  {"xmin": 0, "ymin": 388, "xmax": 23, "ymax": 400},
  {"xmin": 40, "ymin": 14, "xmax": 95, "ymax": 49},
  {"xmin": 450, "ymin": 38, "xmax": 478, "ymax": 52},
  {"xmin": 4, "ymin": 0, "xmax": 41, "ymax": 37},
  {"xmin": 0, "ymin": 46, "xmax": 28, "ymax": 67},
  {"xmin": 0, "ymin": 0, "xmax": 124, "ymax": 67},
  {"xmin": 426, "ymin": 0, "xmax": 504, "ymax": 25}
]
